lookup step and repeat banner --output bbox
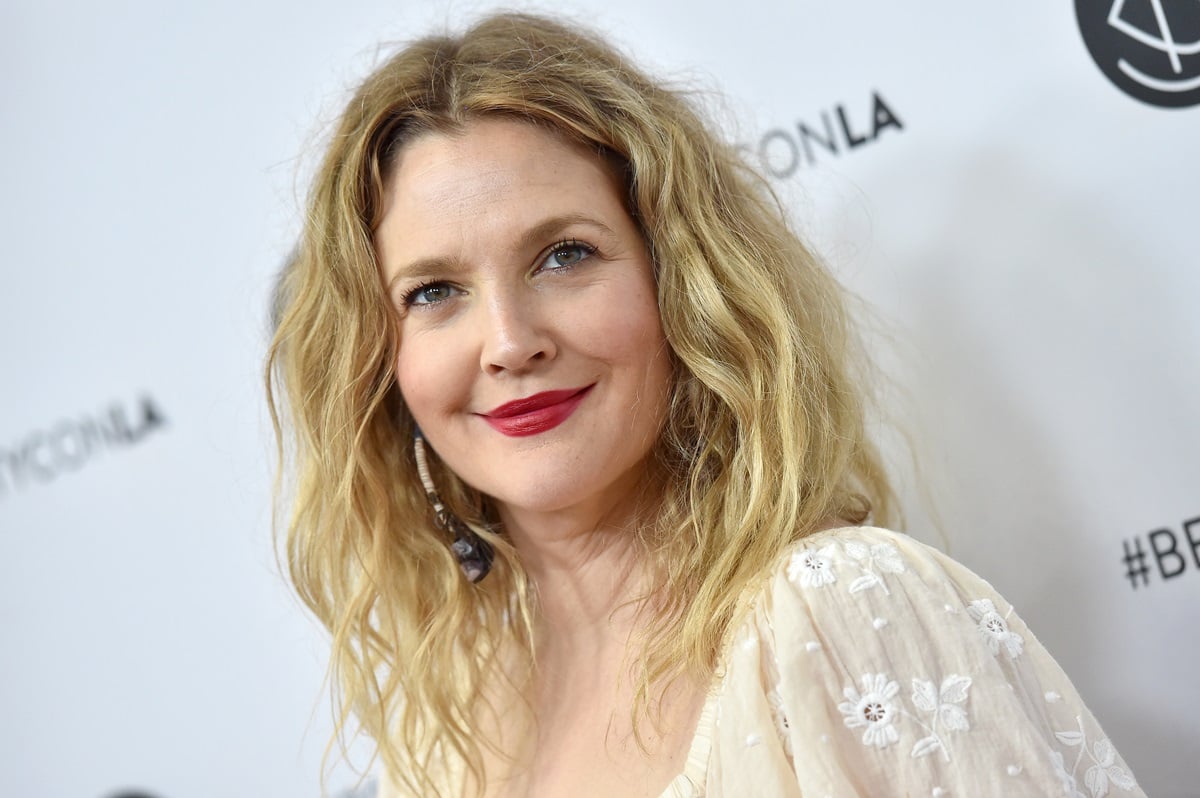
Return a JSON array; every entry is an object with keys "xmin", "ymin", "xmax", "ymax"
[{"xmin": 2, "ymin": 1, "xmax": 1196, "ymax": 796}]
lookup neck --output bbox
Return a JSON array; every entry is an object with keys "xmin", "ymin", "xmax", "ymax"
[{"xmin": 500, "ymin": 492, "xmax": 654, "ymax": 657}]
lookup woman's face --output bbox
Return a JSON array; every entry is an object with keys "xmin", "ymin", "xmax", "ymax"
[{"xmin": 376, "ymin": 118, "xmax": 672, "ymax": 527}]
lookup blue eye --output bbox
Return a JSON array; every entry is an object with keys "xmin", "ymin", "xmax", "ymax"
[
  {"xmin": 404, "ymin": 281, "xmax": 457, "ymax": 306},
  {"xmin": 542, "ymin": 240, "xmax": 595, "ymax": 271}
]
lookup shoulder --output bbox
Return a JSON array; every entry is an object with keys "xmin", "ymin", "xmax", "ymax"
[
  {"xmin": 714, "ymin": 525, "xmax": 1144, "ymax": 797},
  {"xmin": 750, "ymin": 524, "xmax": 1017, "ymax": 682},
  {"xmin": 753, "ymin": 524, "xmax": 1038, "ymax": 715},
  {"xmin": 778, "ymin": 524, "xmax": 976, "ymax": 590},
  {"xmin": 759, "ymin": 524, "xmax": 1000, "ymax": 626}
]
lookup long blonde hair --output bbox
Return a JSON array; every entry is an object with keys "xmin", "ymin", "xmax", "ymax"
[{"xmin": 267, "ymin": 11, "xmax": 896, "ymax": 795}]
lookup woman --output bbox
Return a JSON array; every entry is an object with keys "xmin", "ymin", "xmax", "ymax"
[{"xmin": 268, "ymin": 12, "xmax": 1143, "ymax": 798}]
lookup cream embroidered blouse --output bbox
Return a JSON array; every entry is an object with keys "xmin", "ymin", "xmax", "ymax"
[{"xmin": 382, "ymin": 526, "xmax": 1144, "ymax": 797}]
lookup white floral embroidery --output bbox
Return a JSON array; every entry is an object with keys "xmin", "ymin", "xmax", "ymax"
[
  {"xmin": 787, "ymin": 536, "xmax": 908, "ymax": 595},
  {"xmin": 766, "ymin": 686, "xmax": 794, "ymax": 757},
  {"xmin": 1052, "ymin": 715, "xmax": 1138, "ymax": 797},
  {"xmin": 787, "ymin": 543, "xmax": 838, "ymax": 587},
  {"xmin": 778, "ymin": 533, "xmax": 1139, "ymax": 795},
  {"xmin": 843, "ymin": 539, "xmax": 907, "ymax": 595},
  {"xmin": 837, "ymin": 672, "xmax": 971, "ymax": 762},
  {"xmin": 838, "ymin": 673, "xmax": 901, "ymax": 748},
  {"xmin": 912, "ymin": 675, "xmax": 971, "ymax": 731},
  {"xmin": 967, "ymin": 598, "xmax": 1024, "ymax": 658},
  {"xmin": 908, "ymin": 675, "xmax": 971, "ymax": 761},
  {"xmin": 1051, "ymin": 749, "xmax": 1088, "ymax": 797}
]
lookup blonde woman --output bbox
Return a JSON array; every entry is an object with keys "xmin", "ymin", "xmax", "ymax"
[{"xmin": 269, "ymin": 12, "xmax": 1142, "ymax": 798}]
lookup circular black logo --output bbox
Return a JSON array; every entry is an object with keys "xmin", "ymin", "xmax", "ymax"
[{"xmin": 1076, "ymin": 0, "xmax": 1200, "ymax": 108}]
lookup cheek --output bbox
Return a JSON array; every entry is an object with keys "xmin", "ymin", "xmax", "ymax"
[
  {"xmin": 568, "ymin": 268, "xmax": 665, "ymax": 354},
  {"xmin": 624, "ymin": 291, "xmax": 674, "ymax": 417},
  {"xmin": 582, "ymin": 285, "xmax": 672, "ymax": 399},
  {"xmin": 394, "ymin": 336, "xmax": 461, "ymax": 426},
  {"xmin": 610, "ymin": 287, "xmax": 668, "ymax": 371}
]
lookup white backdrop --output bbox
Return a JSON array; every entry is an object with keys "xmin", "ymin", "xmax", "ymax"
[{"xmin": 1, "ymin": 1, "xmax": 1196, "ymax": 796}]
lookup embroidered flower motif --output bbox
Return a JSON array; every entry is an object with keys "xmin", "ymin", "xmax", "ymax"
[
  {"xmin": 909, "ymin": 674, "xmax": 971, "ymax": 761},
  {"xmin": 967, "ymin": 598, "xmax": 1024, "ymax": 658},
  {"xmin": 766, "ymin": 686, "xmax": 794, "ymax": 757},
  {"xmin": 1050, "ymin": 749, "xmax": 1088, "ymax": 798},
  {"xmin": 787, "ymin": 543, "xmax": 838, "ymax": 587},
  {"xmin": 1084, "ymin": 737, "xmax": 1138, "ymax": 796},
  {"xmin": 843, "ymin": 539, "xmax": 906, "ymax": 594},
  {"xmin": 839, "ymin": 673, "xmax": 901, "ymax": 748},
  {"xmin": 1053, "ymin": 716, "xmax": 1138, "ymax": 797},
  {"xmin": 912, "ymin": 675, "xmax": 971, "ymax": 731},
  {"xmin": 835, "ymin": 671, "xmax": 975, "ymax": 764}
]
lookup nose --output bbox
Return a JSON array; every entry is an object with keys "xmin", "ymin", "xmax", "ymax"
[{"xmin": 478, "ymin": 288, "xmax": 556, "ymax": 376}]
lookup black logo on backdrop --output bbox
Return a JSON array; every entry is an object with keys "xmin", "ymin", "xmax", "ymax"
[
  {"xmin": 0, "ymin": 395, "xmax": 166, "ymax": 499},
  {"xmin": 756, "ymin": 91, "xmax": 903, "ymax": 179},
  {"xmin": 1077, "ymin": 0, "xmax": 1200, "ymax": 108},
  {"xmin": 1121, "ymin": 513, "xmax": 1200, "ymax": 589}
]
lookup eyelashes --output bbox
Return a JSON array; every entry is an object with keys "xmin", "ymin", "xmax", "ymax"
[
  {"xmin": 402, "ymin": 280, "xmax": 457, "ymax": 307},
  {"xmin": 542, "ymin": 238, "xmax": 596, "ymax": 271},
  {"xmin": 399, "ymin": 238, "xmax": 598, "ymax": 309}
]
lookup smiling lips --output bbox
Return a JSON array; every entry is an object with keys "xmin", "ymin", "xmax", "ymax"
[{"xmin": 480, "ymin": 385, "xmax": 594, "ymax": 437}]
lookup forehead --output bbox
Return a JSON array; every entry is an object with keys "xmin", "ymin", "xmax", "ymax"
[
  {"xmin": 375, "ymin": 118, "xmax": 631, "ymax": 272},
  {"xmin": 383, "ymin": 118, "xmax": 622, "ymax": 216}
]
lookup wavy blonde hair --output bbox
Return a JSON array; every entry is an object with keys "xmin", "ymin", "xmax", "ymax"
[{"xmin": 267, "ymin": 11, "xmax": 897, "ymax": 796}]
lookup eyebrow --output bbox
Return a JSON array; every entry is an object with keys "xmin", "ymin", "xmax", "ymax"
[{"xmin": 384, "ymin": 212, "xmax": 619, "ymax": 290}]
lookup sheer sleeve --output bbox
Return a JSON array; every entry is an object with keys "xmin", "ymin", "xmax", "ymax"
[{"xmin": 747, "ymin": 526, "xmax": 1144, "ymax": 798}]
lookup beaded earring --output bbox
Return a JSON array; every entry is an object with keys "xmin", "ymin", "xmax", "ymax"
[{"xmin": 412, "ymin": 428, "xmax": 494, "ymax": 583}]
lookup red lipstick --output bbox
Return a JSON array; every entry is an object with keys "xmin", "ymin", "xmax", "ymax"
[{"xmin": 481, "ymin": 385, "xmax": 593, "ymax": 437}]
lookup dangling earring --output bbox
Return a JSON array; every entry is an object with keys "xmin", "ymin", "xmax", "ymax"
[{"xmin": 412, "ymin": 428, "xmax": 494, "ymax": 583}]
